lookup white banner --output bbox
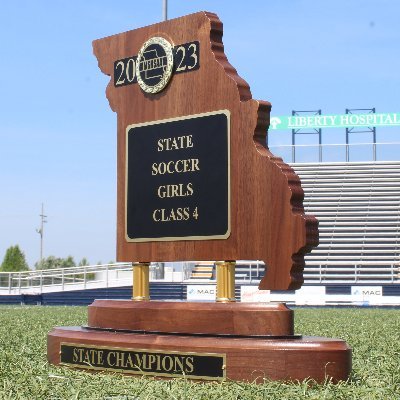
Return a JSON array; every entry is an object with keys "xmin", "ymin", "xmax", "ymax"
[
  {"xmin": 351, "ymin": 286, "xmax": 382, "ymax": 304},
  {"xmin": 295, "ymin": 286, "xmax": 326, "ymax": 305},
  {"xmin": 187, "ymin": 285, "xmax": 216, "ymax": 301},
  {"xmin": 240, "ymin": 286, "xmax": 270, "ymax": 302}
]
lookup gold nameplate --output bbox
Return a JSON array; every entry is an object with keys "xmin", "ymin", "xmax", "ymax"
[{"xmin": 60, "ymin": 342, "xmax": 226, "ymax": 380}]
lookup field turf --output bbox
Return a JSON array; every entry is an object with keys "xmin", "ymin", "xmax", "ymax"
[{"xmin": 0, "ymin": 306, "xmax": 399, "ymax": 399}]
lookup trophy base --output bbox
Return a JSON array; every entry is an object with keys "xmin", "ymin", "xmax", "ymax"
[{"xmin": 47, "ymin": 301, "xmax": 351, "ymax": 383}]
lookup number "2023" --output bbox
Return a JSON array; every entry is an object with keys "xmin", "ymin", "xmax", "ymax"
[{"xmin": 114, "ymin": 41, "xmax": 200, "ymax": 88}]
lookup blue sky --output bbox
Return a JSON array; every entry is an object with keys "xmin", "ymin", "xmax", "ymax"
[{"xmin": 0, "ymin": 1, "xmax": 399, "ymax": 266}]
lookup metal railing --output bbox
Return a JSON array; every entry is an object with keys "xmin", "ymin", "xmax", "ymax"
[
  {"xmin": 0, "ymin": 262, "xmax": 203, "ymax": 295},
  {"xmin": 0, "ymin": 263, "xmax": 133, "ymax": 295},
  {"xmin": 0, "ymin": 261, "xmax": 398, "ymax": 295},
  {"xmin": 303, "ymin": 261, "xmax": 400, "ymax": 284}
]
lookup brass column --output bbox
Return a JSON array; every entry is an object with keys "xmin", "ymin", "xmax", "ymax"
[
  {"xmin": 216, "ymin": 260, "xmax": 236, "ymax": 302},
  {"xmin": 132, "ymin": 262, "xmax": 150, "ymax": 301}
]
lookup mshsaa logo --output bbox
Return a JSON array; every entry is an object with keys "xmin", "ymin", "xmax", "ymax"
[{"xmin": 136, "ymin": 37, "xmax": 174, "ymax": 94}]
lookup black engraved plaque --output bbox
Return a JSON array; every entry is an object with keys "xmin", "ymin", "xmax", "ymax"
[
  {"xmin": 60, "ymin": 343, "xmax": 226, "ymax": 380},
  {"xmin": 126, "ymin": 110, "xmax": 230, "ymax": 241}
]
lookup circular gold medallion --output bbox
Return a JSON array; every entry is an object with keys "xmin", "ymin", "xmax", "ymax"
[{"xmin": 136, "ymin": 37, "xmax": 174, "ymax": 94}]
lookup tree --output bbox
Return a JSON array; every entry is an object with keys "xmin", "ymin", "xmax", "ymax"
[
  {"xmin": 1, "ymin": 245, "xmax": 29, "ymax": 272},
  {"xmin": 35, "ymin": 255, "xmax": 76, "ymax": 270},
  {"xmin": 60, "ymin": 256, "xmax": 76, "ymax": 269},
  {"xmin": 35, "ymin": 256, "xmax": 60, "ymax": 270},
  {"xmin": 78, "ymin": 257, "xmax": 90, "ymax": 267}
]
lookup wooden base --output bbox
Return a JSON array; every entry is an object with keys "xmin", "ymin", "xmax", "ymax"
[
  {"xmin": 47, "ymin": 301, "xmax": 351, "ymax": 383},
  {"xmin": 88, "ymin": 300, "xmax": 294, "ymax": 336}
]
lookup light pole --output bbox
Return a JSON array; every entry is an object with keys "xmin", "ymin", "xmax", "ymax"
[
  {"xmin": 162, "ymin": 0, "xmax": 168, "ymax": 21},
  {"xmin": 36, "ymin": 203, "xmax": 47, "ymax": 262}
]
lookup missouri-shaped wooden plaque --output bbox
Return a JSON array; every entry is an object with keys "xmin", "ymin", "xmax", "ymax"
[{"xmin": 93, "ymin": 11, "xmax": 318, "ymax": 290}]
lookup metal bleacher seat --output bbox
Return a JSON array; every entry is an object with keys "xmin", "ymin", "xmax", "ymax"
[
  {"xmin": 188, "ymin": 261, "xmax": 265, "ymax": 282},
  {"xmin": 292, "ymin": 161, "xmax": 400, "ymax": 283},
  {"xmin": 235, "ymin": 262, "xmax": 265, "ymax": 281},
  {"xmin": 189, "ymin": 262, "xmax": 214, "ymax": 280}
]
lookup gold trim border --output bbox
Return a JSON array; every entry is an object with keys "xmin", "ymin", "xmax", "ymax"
[
  {"xmin": 60, "ymin": 342, "xmax": 226, "ymax": 381},
  {"xmin": 124, "ymin": 109, "xmax": 231, "ymax": 243}
]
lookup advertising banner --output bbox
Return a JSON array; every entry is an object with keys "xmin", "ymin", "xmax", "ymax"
[
  {"xmin": 240, "ymin": 286, "xmax": 271, "ymax": 302},
  {"xmin": 351, "ymin": 286, "xmax": 382, "ymax": 304},
  {"xmin": 187, "ymin": 285, "xmax": 216, "ymax": 301},
  {"xmin": 270, "ymin": 113, "xmax": 400, "ymax": 130}
]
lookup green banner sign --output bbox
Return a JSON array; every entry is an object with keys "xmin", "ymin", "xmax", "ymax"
[{"xmin": 269, "ymin": 113, "xmax": 400, "ymax": 130}]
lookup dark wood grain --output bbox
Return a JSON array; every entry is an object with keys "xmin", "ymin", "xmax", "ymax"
[
  {"xmin": 88, "ymin": 300, "xmax": 294, "ymax": 336},
  {"xmin": 93, "ymin": 11, "xmax": 318, "ymax": 290},
  {"xmin": 48, "ymin": 326, "xmax": 351, "ymax": 383},
  {"xmin": 47, "ymin": 14, "xmax": 347, "ymax": 384}
]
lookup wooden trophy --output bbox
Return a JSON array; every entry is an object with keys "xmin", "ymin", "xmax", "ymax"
[{"xmin": 48, "ymin": 11, "xmax": 351, "ymax": 383}]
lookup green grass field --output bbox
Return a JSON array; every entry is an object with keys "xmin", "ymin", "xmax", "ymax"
[{"xmin": 0, "ymin": 306, "xmax": 399, "ymax": 399}]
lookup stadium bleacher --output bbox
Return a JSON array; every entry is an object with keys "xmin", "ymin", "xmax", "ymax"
[
  {"xmin": 293, "ymin": 161, "xmax": 400, "ymax": 283},
  {"xmin": 189, "ymin": 261, "xmax": 265, "ymax": 281},
  {"xmin": 189, "ymin": 262, "xmax": 214, "ymax": 280},
  {"xmin": 186, "ymin": 161, "xmax": 400, "ymax": 285}
]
